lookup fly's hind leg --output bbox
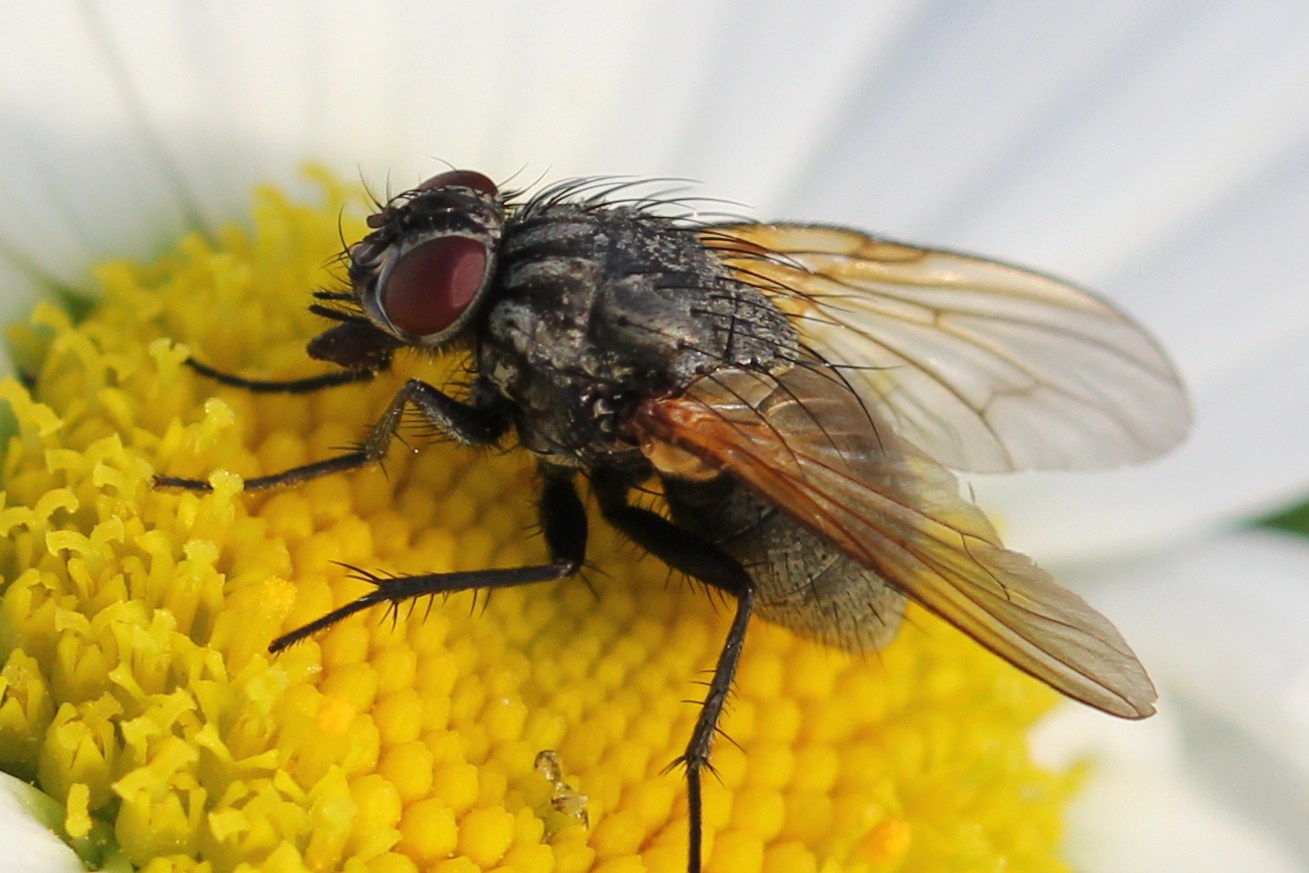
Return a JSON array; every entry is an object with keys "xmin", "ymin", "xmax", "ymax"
[
  {"xmin": 592, "ymin": 470, "xmax": 756, "ymax": 873},
  {"xmin": 154, "ymin": 378, "xmax": 508, "ymax": 492}
]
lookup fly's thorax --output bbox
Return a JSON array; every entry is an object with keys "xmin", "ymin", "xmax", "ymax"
[{"xmin": 477, "ymin": 204, "xmax": 801, "ymax": 466}]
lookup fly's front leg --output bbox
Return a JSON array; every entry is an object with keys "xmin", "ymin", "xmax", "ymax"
[
  {"xmin": 182, "ymin": 313, "xmax": 402, "ymax": 391},
  {"xmin": 182, "ymin": 357, "xmax": 378, "ymax": 393},
  {"xmin": 592, "ymin": 471, "xmax": 756, "ymax": 873},
  {"xmin": 154, "ymin": 378, "xmax": 507, "ymax": 492},
  {"xmin": 270, "ymin": 470, "xmax": 587, "ymax": 651}
]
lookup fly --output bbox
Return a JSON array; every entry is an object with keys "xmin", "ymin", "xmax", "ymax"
[{"xmin": 156, "ymin": 169, "xmax": 1192, "ymax": 872}]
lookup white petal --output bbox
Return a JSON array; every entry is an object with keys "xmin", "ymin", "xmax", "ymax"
[
  {"xmin": 1033, "ymin": 529, "xmax": 1309, "ymax": 869},
  {"xmin": 0, "ymin": 3, "xmax": 201, "ymax": 324},
  {"xmin": 939, "ymin": 7, "xmax": 1309, "ymax": 283},
  {"xmin": 0, "ymin": 774, "xmax": 87, "ymax": 873},
  {"xmin": 1033, "ymin": 708, "xmax": 1305, "ymax": 873},
  {"xmin": 784, "ymin": 5, "xmax": 1166, "ymax": 225},
  {"xmin": 590, "ymin": 1, "xmax": 922, "ymax": 210},
  {"xmin": 777, "ymin": 5, "xmax": 1309, "ymax": 288},
  {"xmin": 1077, "ymin": 530, "xmax": 1309, "ymax": 779}
]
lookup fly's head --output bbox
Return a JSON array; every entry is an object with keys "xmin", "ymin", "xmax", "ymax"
[{"xmin": 308, "ymin": 170, "xmax": 506, "ymax": 369}]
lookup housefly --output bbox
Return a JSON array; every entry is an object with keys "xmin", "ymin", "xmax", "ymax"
[{"xmin": 157, "ymin": 169, "xmax": 1191, "ymax": 871}]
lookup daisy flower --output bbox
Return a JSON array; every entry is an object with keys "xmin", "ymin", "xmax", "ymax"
[{"xmin": 2, "ymin": 4, "xmax": 1307, "ymax": 872}]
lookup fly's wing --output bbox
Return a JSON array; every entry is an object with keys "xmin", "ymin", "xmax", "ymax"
[
  {"xmin": 699, "ymin": 224, "xmax": 1191, "ymax": 473},
  {"xmin": 634, "ymin": 365, "xmax": 1157, "ymax": 719}
]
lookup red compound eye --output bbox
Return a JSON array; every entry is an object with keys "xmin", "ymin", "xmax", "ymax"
[
  {"xmin": 416, "ymin": 169, "xmax": 499, "ymax": 197},
  {"xmin": 382, "ymin": 236, "xmax": 489, "ymax": 337}
]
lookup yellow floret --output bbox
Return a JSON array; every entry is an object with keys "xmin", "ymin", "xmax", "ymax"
[{"xmin": 0, "ymin": 170, "xmax": 1075, "ymax": 871}]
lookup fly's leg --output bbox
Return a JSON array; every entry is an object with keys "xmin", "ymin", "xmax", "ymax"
[
  {"xmin": 593, "ymin": 471, "xmax": 756, "ymax": 873},
  {"xmin": 271, "ymin": 472, "xmax": 587, "ymax": 651},
  {"xmin": 683, "ymin": 591, "xmax": 754, "ymax": 872},
  {"xmin": 182, "ymin": 357, "xmax": 379, "ymax": 393},
  {"xmin": 154, "ymin": 378, "xmax": 507, "ymax": 492},
  {"xmin": 182, "ymin": 307, "xmax": 401, "ymax": 391}
]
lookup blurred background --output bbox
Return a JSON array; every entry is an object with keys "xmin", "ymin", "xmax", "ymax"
[{"xmin": 1, "ymin": 3, "xmax": 1306, "ymax": 871}]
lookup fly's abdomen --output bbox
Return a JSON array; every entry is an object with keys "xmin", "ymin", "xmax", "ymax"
[
  {"xmin": 667, "ymin": 477, "xmax": 905, "ymax": 653},
  {"xmin": 737, "ymin": 505, "xmax": 905, "ymax": 653}
]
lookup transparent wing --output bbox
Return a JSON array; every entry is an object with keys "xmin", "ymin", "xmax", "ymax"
[
  {"xmin": 634, "ymin": 365, "xmax": 1157, "ymax": 718},
  {"xmin": 700, "ymin": 223, "xmax": 1191, "ymax": 472}
]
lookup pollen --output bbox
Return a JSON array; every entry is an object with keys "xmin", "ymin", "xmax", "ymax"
[{"xmin": 0, "ymin": 170, "xmax": 1076, "ymax": 871}]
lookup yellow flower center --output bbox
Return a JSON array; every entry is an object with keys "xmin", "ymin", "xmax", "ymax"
[{"xmin": 0, "ymin": 170, "xmax": 1076, "ymax": 872}]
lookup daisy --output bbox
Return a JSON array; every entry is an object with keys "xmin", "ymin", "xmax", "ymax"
[{"xmin": 2, "ymin": 4, "xmax": 1306, "ymax": 871}]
